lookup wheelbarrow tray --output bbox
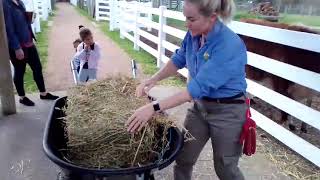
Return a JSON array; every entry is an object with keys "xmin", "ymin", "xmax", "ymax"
[{"xmin": 43, "ymin": 97, "xmax": 183, "ymax": 179}]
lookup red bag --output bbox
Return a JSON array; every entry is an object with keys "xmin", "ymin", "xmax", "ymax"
[{"xmin": 239, "ymin": 98, "xmax": 256, "ymax": 156}]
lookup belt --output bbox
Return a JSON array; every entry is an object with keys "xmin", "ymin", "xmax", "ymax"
[{"xmin": 202, "ymin": 93, "xmax": 245, "ymax": 104}]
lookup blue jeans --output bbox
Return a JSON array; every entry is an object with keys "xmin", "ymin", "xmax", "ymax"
[{"xmin": 78, "ymin": 68, "xmax": 97, "ymax": 82}]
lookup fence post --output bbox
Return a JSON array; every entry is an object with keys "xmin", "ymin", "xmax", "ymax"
[
  {"xmin": 284, "ymin": 5, "xmax": 287, "ymax": 14},
  {"xmin": 308, "ymin": 6, "xmax": 313, "ymax": 16},
  {"xmin": 109, "ymin": 0, "xmax": 117, "ymax": 31},
  {"xmin": 114, "ymin": 0, "xmax": 120, "ymax": 30},
  {"xmin": 147, "ymin": 2, "xmax": 152, "ymax": 31},
  {"xmin": 30, "ymin": 0, "xmax": 41, "ymax": 33},
  {"xmin": 95, "ymin": 0, "xmax": 99, "ymax": 21},
  {"xmin": 134, "ymin": 2, "xmax": 140, "ymax": 50},
  {"xmin": 157, "ymin": 6, "xmax": 166, "ymax": 68},
  {"xmin": 119, "ymin": 1, "xmax": 124, "ymax": 39},
  {"xmin": 47, "ymin": 0, "xmax": 52, "ymax": 12},
  {"xmin": 42, "ymin": 0, "xmax": 49, "ymax": 21}
]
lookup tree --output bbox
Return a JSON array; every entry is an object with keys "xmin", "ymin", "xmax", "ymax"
[{"xmin": 0, "ymin": 0, "xmax": 17, "ymax": 115}]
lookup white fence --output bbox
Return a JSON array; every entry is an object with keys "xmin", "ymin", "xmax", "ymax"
[
  {"xmin": 95, "ymin": 0, "xmax": 111, "ymax": 21},
  {"xmin": 36, "ymin": 0, "xmax": 49, "ymax": 21},
  {"xmin": 71, "ymin": 0, "xmax": 78, "ymax": 6},
  {"xmin": 97, "ymin": 0, "xmax": 320, "ymax": 167},
  {"xmin": 22, "ymin": 0, "xmax": 51, "ymax": 32},
  {"xmin": 95, "ymin": 0, "xmax": 152, "ymax": 32},
  {"xmin": 21, "ymin": 0, "xmax": 41, "ymax": 33}
]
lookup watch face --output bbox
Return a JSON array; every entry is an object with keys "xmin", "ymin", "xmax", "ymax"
[{"xmin": 153, "ymin": 101, "xmax": 160, "ymax": 111}]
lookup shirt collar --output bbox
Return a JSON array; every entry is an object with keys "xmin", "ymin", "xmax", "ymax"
[
  {"xmin": 206, "ymin": 19, "xmax": 223, "ymax": 44},
  {"xmin": 191, "ymin": 19, "xmax": 223, "ymax": 50}
]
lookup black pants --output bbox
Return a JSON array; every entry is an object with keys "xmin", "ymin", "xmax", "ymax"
[{"xmin": 9, "ymin": 45, "xmax": 46, "ymax": 96}]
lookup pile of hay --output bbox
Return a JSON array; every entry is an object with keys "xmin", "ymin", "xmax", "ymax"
[{"xmin": 61, "ymin": 76, "xmax": 174, "ymax": 169}]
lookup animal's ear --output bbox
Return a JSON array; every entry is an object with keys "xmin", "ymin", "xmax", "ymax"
[{"xmin": 78, "ymin": 25, "xmax": 84, "ymax": 30}]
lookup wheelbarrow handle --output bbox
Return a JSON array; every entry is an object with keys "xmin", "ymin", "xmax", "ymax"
[{"xmin": 131, "ymin": 59, "xmax": 137, "ymax": 79}]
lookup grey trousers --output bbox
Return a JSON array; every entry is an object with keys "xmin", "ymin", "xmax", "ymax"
[{"xmin": 174, "ymin": 99, "xmax": 246, "ymax": 180}]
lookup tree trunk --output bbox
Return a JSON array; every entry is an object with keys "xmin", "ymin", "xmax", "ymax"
[{"xmin": 0, "ymin": 0, "xmax": 17, "ymax": 115}]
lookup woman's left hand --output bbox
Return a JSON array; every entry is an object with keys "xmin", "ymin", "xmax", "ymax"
[{"xmin": 126, "ymin": 103, "xmax": 155, "ymax": 133}]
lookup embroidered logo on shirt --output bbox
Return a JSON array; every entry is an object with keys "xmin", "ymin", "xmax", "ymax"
[{"xmin": 203, "ymin": 52, "xmax": 209, "ymax": 61}]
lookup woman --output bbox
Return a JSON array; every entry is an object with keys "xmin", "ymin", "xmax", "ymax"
[
  {"xmin": 3, "ymin": 0, "xmax": 59, "ymax": 106},
  {"xmin": 126, "ymin": 0, "xmax": 247, "ymax": 179}
]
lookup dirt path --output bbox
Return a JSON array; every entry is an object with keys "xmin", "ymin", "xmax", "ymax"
[{"xmin": 44, "ymin": 2, "xmax": 131, "ymax": 91}]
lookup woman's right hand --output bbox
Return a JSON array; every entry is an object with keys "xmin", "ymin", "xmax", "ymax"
[
  {"xmin": 136, "ymin": 79, "xmax": 157, "ymax": 97},
  {"xmin": 15, "ymin": 48, "xmax": 24, "ymax": 60}
]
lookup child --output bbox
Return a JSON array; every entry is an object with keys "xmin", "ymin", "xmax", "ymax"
[
  {"xmin": 72, "ymin": 38, "xmax": 82, "ymax": 76},
  {"xmin": 73, "ymin": 27, "xmax": 101, "ymax": 83},
  {"xmin": 73, "ymin": 38, "xmax": 82, "ymax": 52},
  {"xmin": 72, "ymin": 25, "xmax": 85, "ymax": 73}
]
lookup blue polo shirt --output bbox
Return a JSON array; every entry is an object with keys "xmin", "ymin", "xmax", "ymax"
[{"xmin": 171, "ymin": 20, "xmax": 247, "ymax": 99}]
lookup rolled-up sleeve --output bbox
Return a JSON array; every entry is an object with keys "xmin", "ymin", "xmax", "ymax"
[
  {"xmin": 171, "ymin": 32, "xmax": 189, "ymax": 69},
  {"xmin": 187, "ymin": 44, "xmax": 247, "ymax": 99}
]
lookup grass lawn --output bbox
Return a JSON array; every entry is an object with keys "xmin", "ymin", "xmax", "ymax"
[
  {"xmin": 280, "ymin": 14, "xmax": 320, "ymax": 27},
  {"xmin": 234, "ymin": 11, "xmax": 320, "ymax": 28},
  {"xmin": 75, "ymin": 7, "xmax": 186, "ymax": 87}
]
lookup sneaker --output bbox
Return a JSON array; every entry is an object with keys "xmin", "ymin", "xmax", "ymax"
[
  {"xmin": 19, "ymin": 97, "xmax": 35, "ymax": 106},
  {"xmin": 40, "ymin": 93, "xmax": 59, "ymax": 100}
]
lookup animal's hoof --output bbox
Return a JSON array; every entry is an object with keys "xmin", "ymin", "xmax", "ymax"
[{"xmin": 289, "ymin": 124, "xmax": 296, "ymax": 131}]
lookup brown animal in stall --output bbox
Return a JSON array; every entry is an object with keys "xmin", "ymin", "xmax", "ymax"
[{"xmin": 239, "ymin": 18, "xmax": 320, "ymax": 133}]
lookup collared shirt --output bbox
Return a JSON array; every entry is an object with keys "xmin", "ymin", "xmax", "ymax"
[
  {"xmin": 3, "ymin": 0, "xmax": 35, "ymax": 50},
  {"xmin": 171, "ymin": 20, "xmax": 247, "ymax": 99}
]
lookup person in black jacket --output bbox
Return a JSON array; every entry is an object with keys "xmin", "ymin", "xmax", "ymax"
[{"xmin": 3, "ymin": 0, "xmax": 59, "ymax": 106}]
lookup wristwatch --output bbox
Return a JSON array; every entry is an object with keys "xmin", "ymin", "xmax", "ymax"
[{"xmin": 152, "ymin": 100, "xmax": 161, "ymax": 112}]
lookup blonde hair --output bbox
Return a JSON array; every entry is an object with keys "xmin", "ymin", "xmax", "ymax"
[{"xmin": 185, "ymin": 0, "xmax": 235, "ymax": 23}]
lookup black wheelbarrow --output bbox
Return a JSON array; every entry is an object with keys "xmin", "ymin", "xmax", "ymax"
[{"xmin": 43, "ymin": 97, "xmax": 184, "ymax": 180}]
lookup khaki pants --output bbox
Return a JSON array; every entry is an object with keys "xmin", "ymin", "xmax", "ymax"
[{"xmin": 174, "ymin": 98, "xmax": 246, "ymax": 180}]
